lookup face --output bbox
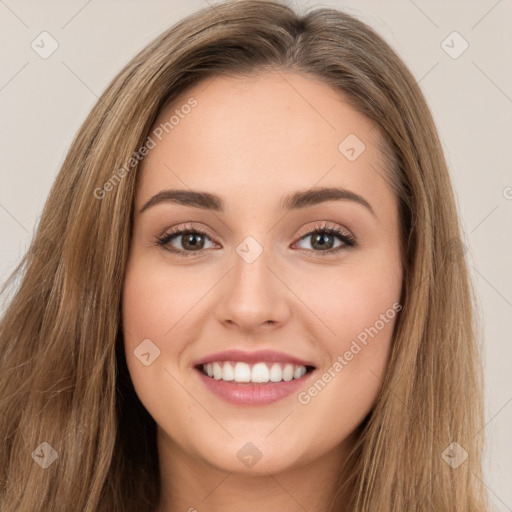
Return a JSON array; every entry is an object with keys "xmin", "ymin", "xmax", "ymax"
[{"xmin": 122, "ymin": 71, "xmax": 403, "ymax": 476}]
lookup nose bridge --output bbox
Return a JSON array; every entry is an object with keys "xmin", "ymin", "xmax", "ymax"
[
  {"xmin": 214, "ymin": 233, "xmax": 290, "ymax": 328},
  {"xmin": 231, "ymin": 234, "xmax": 275, "ymax": 300}
]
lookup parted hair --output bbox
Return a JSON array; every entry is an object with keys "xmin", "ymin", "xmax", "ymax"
[{"xmin": 0, "ymin": 1, "xmax": 487, "ymax": 510}]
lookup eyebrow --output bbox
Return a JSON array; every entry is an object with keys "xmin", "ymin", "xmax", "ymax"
[{"xmin": 139, "ymin": 186, "xmax": 375, "ymax": 216}]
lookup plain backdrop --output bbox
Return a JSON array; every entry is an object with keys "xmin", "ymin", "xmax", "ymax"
[{"xmin": 0, "ymin": 0, "xmax": 511, "ymax": 509}]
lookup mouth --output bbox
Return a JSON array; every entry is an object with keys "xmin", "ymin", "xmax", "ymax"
[
  {"xmin": 193, "ymin": 359, "xmax": 317, "ymax": 406},
  {"xmin": 192, "ymin": 349, "xmax": 318, "ymax": 405},
  {"xmin": 195, "ymin": 361, "xmax": 316, "ymax": 384}
]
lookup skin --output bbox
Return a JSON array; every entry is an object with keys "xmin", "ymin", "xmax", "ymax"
[{"xmin": 122, "ymin": 71, "xmax": 403, "ymax": 512}]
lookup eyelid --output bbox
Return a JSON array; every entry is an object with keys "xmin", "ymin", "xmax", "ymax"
[
  {"xmin": 153, "ymin": 222, "xmax": 218, "ymax": 257},
  {"xmin": 156, "ymin": 221, "xmax": 356, "ymax": 257},
  {"xmin": 294, "ymin": 221, "xmax": 353, "ymax": 241},
  {"xmin": 158, "ymin": 221, "xmax": 353, "ymax": 242},
  {"xmin": 158, "ymin": 222, "xmax": 217, "ymax": 242},
  {"xmin": 291, "ymin": 222, "xmax": 356, "ymax": 255}
]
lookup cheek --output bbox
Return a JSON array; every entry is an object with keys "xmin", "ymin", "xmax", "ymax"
[
  {"xmin": 331, "ymin": 270, "xmax": 400, "ymax": 352},
  {"xmin": 122, "ymin": 254, "xmax": 201, "ymax": 345},
  {"xmin": 122, "ymin": 267, "xmax": 167, "ymax": 343},
  {"xmin": 293, "ymin": 251, "xmax": 401, "ymax": 413},
  {"xmin": 121, "ymin": 259, "xmax": 193, "ymax": 440},
  {"xmin": 121, "ymin": 259, "xmax": 175, "ymax": 401},
  {"xmin": 299, "ymin": 253, "xmax": 401, "ymax": 350}
]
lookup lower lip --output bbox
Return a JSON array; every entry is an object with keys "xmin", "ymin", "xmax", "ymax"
[{"xmin": 195, "ymin": 367, "xmax": 315, "ymax": 406}]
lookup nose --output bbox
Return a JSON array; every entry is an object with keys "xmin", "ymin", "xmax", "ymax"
[{"xmin": 214, "ymin": 244, "xmax": 291, "ymax": 333}]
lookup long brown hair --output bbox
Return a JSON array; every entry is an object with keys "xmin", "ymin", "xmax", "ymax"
[{"xmin": 0, "ymin": 1, "xmax": 488, "ymax": 510}]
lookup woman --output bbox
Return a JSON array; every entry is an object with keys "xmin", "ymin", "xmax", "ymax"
[{"xmin": 0, "ymin": 1, "xmax": 488, "ymax": 510}]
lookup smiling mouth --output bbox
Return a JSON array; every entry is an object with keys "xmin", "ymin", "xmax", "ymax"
[{"xmin": 195, "ymin": 361, "xmax": 316, "ymax": 384}]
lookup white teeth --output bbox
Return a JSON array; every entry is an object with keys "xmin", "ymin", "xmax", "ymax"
[
  {"xmin": 282, "ymin": 364, "xmax": 294, "ymax": 382},
  {"xmin": 251, "ymin": 363, "xmax": 270, "ymax": 383},
  {"xmin": 222, "ymin": 362, "xmax": 234, "ymax": 381},
  {"xmin": 234, "ymin": 362, "xmax": 251, "ymax": 382},
  {"xmin": 269, "ymin": 363, "xmax": 282, "ymax": 382},
  {"xmin": 201, "ymin": 361, "xmax": 309, "ymax": 383},
  {"xmin": 294, "ymin": 365, "xmax": 306, "ymax": 379},
  {"xmin": 213, "ymin": 362, "xmax": 223, "ymax": 380}
]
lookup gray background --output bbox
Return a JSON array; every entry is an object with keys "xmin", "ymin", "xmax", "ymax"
[{"xmin": 0, "ymin": 0, "xmax": 511, "ymax": 509}]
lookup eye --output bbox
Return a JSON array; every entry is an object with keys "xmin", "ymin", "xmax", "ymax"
[
  {"xmin": 293, "ymin": 222, "xmax": 356, "ymax": 256},
  {"xmin": 155, "ymin": 223, "xmax": 216, "ymax": 258},
  {"xmin": 155, "ymin": 221, "xmax": 356, "ymax": 258}
]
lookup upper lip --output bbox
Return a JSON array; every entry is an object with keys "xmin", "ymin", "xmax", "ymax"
[{"xmin": 193, "ymin": 349, "xmax": 316, "ymax": 368}]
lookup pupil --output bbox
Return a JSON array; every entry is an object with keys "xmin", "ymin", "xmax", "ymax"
[
  {"xmin": 183, "ymin": 233, "xmax": 203, "ymax": 250},
  {"xmin": 180, "ymin": 232, "xmax": 335, "ymax": 251},
  {"xmin": 313, "ymin": 233, "xmax": 333, "ymax": 250}
]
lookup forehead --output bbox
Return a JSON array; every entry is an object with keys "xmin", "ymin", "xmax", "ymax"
[{"xmin": 136, "ymin": 71, "xmax": 391, "ymax": 213}]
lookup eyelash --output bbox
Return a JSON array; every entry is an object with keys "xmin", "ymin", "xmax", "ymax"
[{"xmin": 154, "ymin": 222, "xmax": 356, "ymax": 258}]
